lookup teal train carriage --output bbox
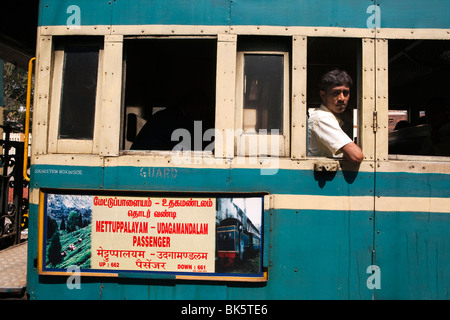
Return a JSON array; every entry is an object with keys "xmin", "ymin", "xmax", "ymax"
[{"xmin": 26, "ymin": 0, "xmax": 450, "ymax": 299}]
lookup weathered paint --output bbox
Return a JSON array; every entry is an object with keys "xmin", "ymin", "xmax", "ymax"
[
  {"xmin": 27, "ymin": 164, "xmax": 450, "ymax": 299},
  {"xmin": 38, "ymin": 0, "xmax": 450, "ymax": 29},
  {"xmin": 31, "ymin": 164, "xmax": 375, "ymax": 196},
  {"xmin": 374, "ymin": 211, "xmax": 450, "ymax": 299}
]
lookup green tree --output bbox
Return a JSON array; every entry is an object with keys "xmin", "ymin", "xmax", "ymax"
[
  {"xmin": 2, "ymin": 62, "xmax": 32, "ymax": 129},
  {"xmin": 46, "ymin": 216, "xmax": 58, "ymax": 240},
  {"xmin": 67, "ymin": 210, "xmax": 79, "ymax": 232},
  {"xmin": 78, "ymin": 212, "xmax": 83, "ymax": 228},
  {"xmin": 60, "ymin": 218, "xmax": 66, "ymax": 231},
  {"xmin": 47, "ymin": 232, "xmax": 62, "ymax": 267}
]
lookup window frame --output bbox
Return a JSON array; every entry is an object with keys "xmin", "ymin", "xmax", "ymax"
[
  {"xmin": 384, "ymin": 38, "xmax": 450, "ymax": 161},
  {"xmin": 235, "ymin": 50, "xmax": 290, "ymax": 157},
  {"xmin": 48, "ymin": 41, "xmax": 104, "ymax": 154},
  {"xmin": 302, "ymin": 36, "xmax": 368, "ymax": 162},
  {"xmin": 120, "ymin": 35, "xmax": 218, "ymax": 155}
]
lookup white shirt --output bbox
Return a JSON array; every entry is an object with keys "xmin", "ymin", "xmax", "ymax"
[{"xmin": 308, "ymin": 104, "xmax": 353, "ymax": 157}]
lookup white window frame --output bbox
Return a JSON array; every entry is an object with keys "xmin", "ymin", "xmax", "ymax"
[
  {"xmin": 235, "ymin": 51, "xmax": 290, "ymax": 157},
  {"xmin": 48, "ymin": 43, "xmax": 104, "ymax": 154},
  {"xmin": 383, "ymin": 37, "xmax": 450, "ymax": 162}
]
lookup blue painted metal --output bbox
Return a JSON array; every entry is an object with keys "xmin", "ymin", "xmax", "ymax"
[
  {"xmin": 38, "ymin": 0, "xmax": 450, "ymax": 29},
  {"xmin": 31, "ymin": 164, "xmax": 450, "ymax": 199},
  {"xmin": 230, "ymin": 0, "xmax": 370, "ymax": 28},
  {"xmin": 112, "ymin": 0, "xmax": 231, "ymax": 26},
  {"xmin": 376, "ymin": 171, "xmax": 450, "ymax": 198},
  {"xmin": 374, "ymin": 169, "xmax": 450, "ymax": 299},
  {"xmin": 377, "ymin": 0, "xmax": 450, "ymax": 29},
  {"xmin": 27, "ymin": 164, "xmax": 450, "ymax": 299},
  {"xmin": 38, "ymin": 0, "xmax": 113, "ymax": 27},
  {"xmin": 31, "ymin": 165, "xmax": 103, "ymax": 189},
  {"xmin": 374, "ymin": 211, "xmax": 450, "ymax": 299},
  {"xmin": 33, "ymin": 164, "xmax": 375, "ymax": 196}
]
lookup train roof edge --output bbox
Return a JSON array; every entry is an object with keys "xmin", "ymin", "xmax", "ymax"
[{"xmin": 38, "ymin": 0, "xmax": 450, "ymax": 30}]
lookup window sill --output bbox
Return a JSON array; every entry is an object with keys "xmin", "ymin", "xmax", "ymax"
[{"xmin": 388, "ymin": 154, "xmax": 450, "ymax": 162}]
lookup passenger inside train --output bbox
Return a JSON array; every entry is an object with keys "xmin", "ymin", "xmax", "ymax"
[
  {"xmin": 123, "ymin": 38, "xmax": 216, "ymax": 151},
  {"xmin": 388, "ymin": 39, "xmax": 450, "ymax": 156}
]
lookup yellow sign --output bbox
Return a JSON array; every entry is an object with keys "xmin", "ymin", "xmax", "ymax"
[
  {"xmin": 40, "ymin": 192, "xmax": 266, "ymax": 281},
  {"xmin": 91, "ymin": 196, "xmax": 216, "ymax": 273}
]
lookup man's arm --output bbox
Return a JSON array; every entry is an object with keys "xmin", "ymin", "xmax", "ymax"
[{"xmin": 340, "ymin": 142, "xmax": 364, "ymax": 164}]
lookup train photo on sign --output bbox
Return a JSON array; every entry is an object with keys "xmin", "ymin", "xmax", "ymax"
[{"xmin": 216, "ymin": 198, "xmax": 261, "ymax": 271}]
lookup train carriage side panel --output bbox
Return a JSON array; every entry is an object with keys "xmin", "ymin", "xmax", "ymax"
[
  {"xmin": 26, "ymin": 0, "xmax": 450, "ymax": 301},
  {"xmin": 374, "ymin": 168, "xmax": 450, "ymax": 299},
  {"xmin": 38, "ymin": 0, "xmax": 450, "ymax": 29}
]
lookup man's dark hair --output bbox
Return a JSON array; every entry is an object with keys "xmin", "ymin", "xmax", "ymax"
[{"xmin": 319, "ymin": 69, "xmax": 353, "ymax": 92}]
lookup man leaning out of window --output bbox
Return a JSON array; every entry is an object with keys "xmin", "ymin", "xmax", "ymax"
[{"xmin": 308, "ymin": 69, "xmax": 364, "ymax": 164}]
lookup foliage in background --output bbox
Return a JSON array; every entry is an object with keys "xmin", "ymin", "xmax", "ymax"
[{"xmin": 2, "ymin": 61, "xmax": 33, "ymax": 130}]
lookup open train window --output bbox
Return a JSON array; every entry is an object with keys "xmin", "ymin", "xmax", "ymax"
[
  {"xmin": 235, "ymin": 36, "xmax": 291, "ymax": 157},
  {"xmin": 388, "ymin": 40, "xmax": 450, "ymax": 157},
  {"xmin": 306, "ymin": 37, "xmax": 361, "ymax": 159},
  {"xmin": 59, "ymin": 47, "xmax": 99, "ymax": 139},
  {"xmin": 48, "ymin": 37, "xmax": 103, "ymax": 153},
  {"xmin": 122, "ymin": 38, "xmax": 216, "ymax": 152}
]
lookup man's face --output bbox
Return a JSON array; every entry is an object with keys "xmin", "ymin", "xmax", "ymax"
[{"xmin": 320, "ymin": 85, "xmax": 350, "ymax": 115}]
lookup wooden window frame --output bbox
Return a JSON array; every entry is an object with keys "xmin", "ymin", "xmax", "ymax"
[{"xmin": 235, "ymin": 51, "xmax": 290, "ymax": 157}]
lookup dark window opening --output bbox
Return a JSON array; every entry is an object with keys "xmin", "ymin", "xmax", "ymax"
[
  {"xmin": 243, "ymin": 54, "xmax": 284, "ymax": 133},
  {"xmin": 307, "ymin": 37, "xmax": 361, "ymax": 143},
  {"xmin": 238, "ymin": 36, "xmax": 291, "ymax": 135},
  {"xmin": 123, "ymin": 38, "xmax": 216, "ymax": 151},
  {"xmin": 388, "ymin": 40, "xmax": 450, "ymax": 156},
  {"xmin": 59, "ymin": 45, "xmax": 99, "ymax": 139}
]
